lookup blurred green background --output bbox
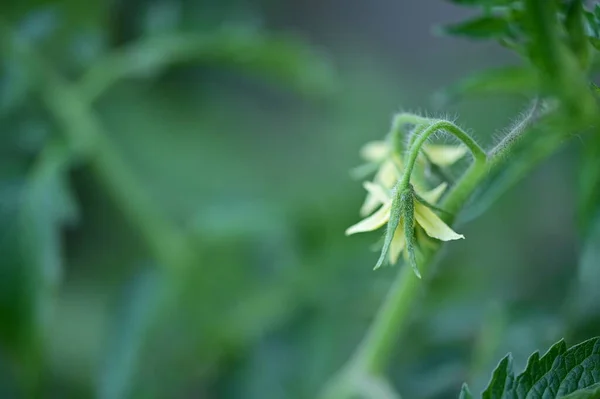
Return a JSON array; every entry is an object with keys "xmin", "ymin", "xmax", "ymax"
[{"xmin": 0, "ymin": 0, "xmax": 598, "ymax": 398}]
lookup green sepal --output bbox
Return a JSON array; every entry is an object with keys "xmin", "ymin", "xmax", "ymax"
[
  {"xmin": 414, "ymin": 192, "xmax": 452, "ymax": 217},
  {"xmin": 401, "ymin": 187, "xmax": 421, "ymax": 278},
  {"xmin": 373, "ymin": 186, "xmax": 403, "ymax": 270}
]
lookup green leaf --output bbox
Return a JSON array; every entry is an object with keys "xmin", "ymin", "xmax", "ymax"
[
  {"xmin": 524, "ymin": 0, "xmax": 596, "ymax": 121},
  {"xmin": 79, "ymin": 29, "xmax": 337, "ymax": 103},
  {"xmin": 589, "ymin": 37, "xmax": 600, "ymax": 51},
  {"xmin": 572, "ymin": 211, "xmax": 600, "ymax": 319},
  {"xmin": 468, "ymin": 337, "xmax": 600, "ymax": 398},
  {"xmin": 482, "ymin": 354, "xmax": 514, "ymax": 399},
  {"xmin": 435, "ymin": 66, "xmax": 537, "ymax": 104},
  {"xmin": 561, "ymin": 383, "xmax": 600, "ymax": 399},
  {"xmin": 448, "ymin": 0, "xmax": 517, "ymax": 6},
  {"xmin": 565, "ymin": 0, "xmax": 591, "ymax": 69},
  {"xmin": 0, "ymin": 140, "xmax": 76, "ymax": 392},
  {"xmin": 374, "ymin": 189, "xmax": 402, "ymax": 270},
  {"xmin": 98, "ymin": 269, "xmax": 164, "ymax": 399},
  {"xmin": 460, "ymin": 383, "xmax": 474, "ymax": 399},
  {"xmin": 578, "ymin": 135, "xmax": 600, "ymax": 234},
  {"xmin": 439, "ymin": 16, "xmax": 510, "ymax": 39}
]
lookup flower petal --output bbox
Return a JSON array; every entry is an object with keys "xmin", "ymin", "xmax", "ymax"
[
  {"xmin": 346, "ymin": 202, "xmax": 392, "ymax": 235},
  {"xmin": 359, "ymin": 193, "xmax": 381, "ymax": 217},
  {"xmin": 375, "ymin": 160, "xmax": 400, "ymax": 189},
  {"xmin": 388, "ymin": 226, "xmax": 406, "ymax": 264},
  {"xmin": 360, "ymin": 181, "xmax": 392, "ymax": 216},
  {"xmin": 363, "ymin": 181, "xmax": 390, "ymax": 204},
  {"xmin": 423, "ymin": 144, "xmax": 467, "ymax": 167},
  {"xmin": 360, "ymin": 141, "xmax": 389, "ymax": 162},
  {"xmin": 414, "ymin": 202, "xmax": 464, "ymax": 241},
  {"xmin": 420, "ymin": 182, "xmax": 447, "ymax": 204}
]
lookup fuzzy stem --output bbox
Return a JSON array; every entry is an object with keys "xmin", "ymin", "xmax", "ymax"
[
  {"xmin": 320, "ymin": 108, "xmax": 569, "ymax": 399},
  {"xmin": 389, "ymin": 113, "xmax": 429, "ymax": 155},
  {"xmin": 399, "ymin": 120, "xmax": 487, "ymax": 189}
]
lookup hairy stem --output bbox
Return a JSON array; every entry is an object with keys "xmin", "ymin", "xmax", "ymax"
[
  {"xmin": 321, "ymin": 107, "xmax": 568, "ymax": 399},
  {"xmin": 400, "ymin": 120, "xmax": 487, "ymax": 189}
]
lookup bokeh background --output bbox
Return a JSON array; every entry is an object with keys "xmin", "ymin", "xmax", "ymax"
[{"xmin": 1, "ymin": 0, "xmax": 598, "ymax": 398}]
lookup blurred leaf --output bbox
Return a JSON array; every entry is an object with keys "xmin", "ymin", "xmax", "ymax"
[
  {"xmin": 448, "ymin": 0, "xmax": 517, "ymax": 5},
  {"xmin": 461, "ymin": 104, "xmax": 561, "ymax": 223},
  {"xmin": 79, "ymin": 29, "xmax": 336, "ymax": 103},
  {"xmin": 524, "ymin": 0, "xmax": 596, "ymax": 121},
  {"xmin": 141, "ymin": 1, "xmax": 181, "ymax": 36},
  {"xmin": 15, "ymin": 6, "xmax": 60, "ymax": 43},
  {"xmin": 439, "ymin": 16, "xmax": 509, "ymax": 39},
  {"xmin": 98, "ymin": 268, "xmax": 164, "ymax": 399},
  {"xmin": 590, "ymin": 37, "xmax": 600, "ymax": 51},
  {"xmin": 0, "ymin": 139, "xmax": 76, "ymax": 392},
  {"xmin": 470, "ymin": 337, "xmax": 600, "ymax": 398},
  {"xmin": 578, "ymin": 135, "xmax": 600, "ymax": 234},
  {"xmin": 0, "ymin": 58, "xmax": 31, "ymax": 116},
  {"xmin": 564, "ymin": 0, "xmax": 591, "ymax": 69},
  {"xmin": 460, "ymin": 383, "xmax": 474, "ymax": 399},
  {"xmin": 435, "ymin": 66, "xmax": 537, "ymax": 104},
  {"xmin": 573, "ymin": 211, "xmax": 600, "ymax": 319},
  {"xmin": 22, "ymin": 141, "xmax": 78, "ymax": 331}
]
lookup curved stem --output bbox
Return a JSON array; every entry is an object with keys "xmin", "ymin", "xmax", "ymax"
[
  {"xmin": 321, "ymin": 109, "xmax": 569, "ymax": 399},
  {"xmin": 399, "ymin": 120, "xmax": 487, "ymax": 189},
  {"xmin": 389, "ymin": 113, "xmax": 429, "ymax": 155}
]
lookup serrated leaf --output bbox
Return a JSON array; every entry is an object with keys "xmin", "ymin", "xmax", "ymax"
[
  {"xmin": 512, "ymin": 340, "xmax": 567, "ymax": 397},
  {"xmin": 469, "ymin": 337, "xmax": 600, "ymax": 398},
  {"xmin": 460, "ymin": 383, "xmax": 474, "ymax": 399},
  {"xmin": 482, "ymin": 355, "xmax": 514, "ymax": 399},
  {"xmin": 440, "ymin": 16, "xmax": 510, "ymax": 39},
  {"xmin": 435, "ymin": 66, "xmax": 537, "ymax": 104}
]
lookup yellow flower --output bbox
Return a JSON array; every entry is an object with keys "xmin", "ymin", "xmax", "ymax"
[
  {"xmin": 356, "ymin": 140, "xmax": 467, "ymax": 216},
  {"xmin": 345, "ymin": 182, "xmax": 464, "ymax": 266}
]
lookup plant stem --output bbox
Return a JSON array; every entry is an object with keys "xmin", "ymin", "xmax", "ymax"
[
  {"xmin": 321, "ymin": 109, "xmax": 565, "ymax": 399},
  {"xmin": 389, "ymin": 113, "xmax": 430, "ymax": 154},
  {"xmin": 1, "ymin": 24, "xmax": 191, "ymax": 271},
  {"xmin": 400, "ymin": 120, "xmax": 487, "ymax": 189}
]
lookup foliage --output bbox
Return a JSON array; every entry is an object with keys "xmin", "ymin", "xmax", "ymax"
[
  {"xmin": 1, "ymin": 1, "xmax": 600, "ymax": 399},
  {"xmin": 471, "ymin": 337, "xmax": 600, "ymax": 398}
]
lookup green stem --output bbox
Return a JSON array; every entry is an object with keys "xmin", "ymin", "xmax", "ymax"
[
  {"xmin": 321, "ymin": 109, "xmax": 567, "ymax": 399},
  {"xmin": 1, "ymin": 24, "xmax": 190, "ymax": 271},
  {"xmin": 399, "ymin": 120, "xmax": 487, "ymax": 189},
  {"xmin": 388, "ymin": 113, "xmax": 429, "ymax": 155}
]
